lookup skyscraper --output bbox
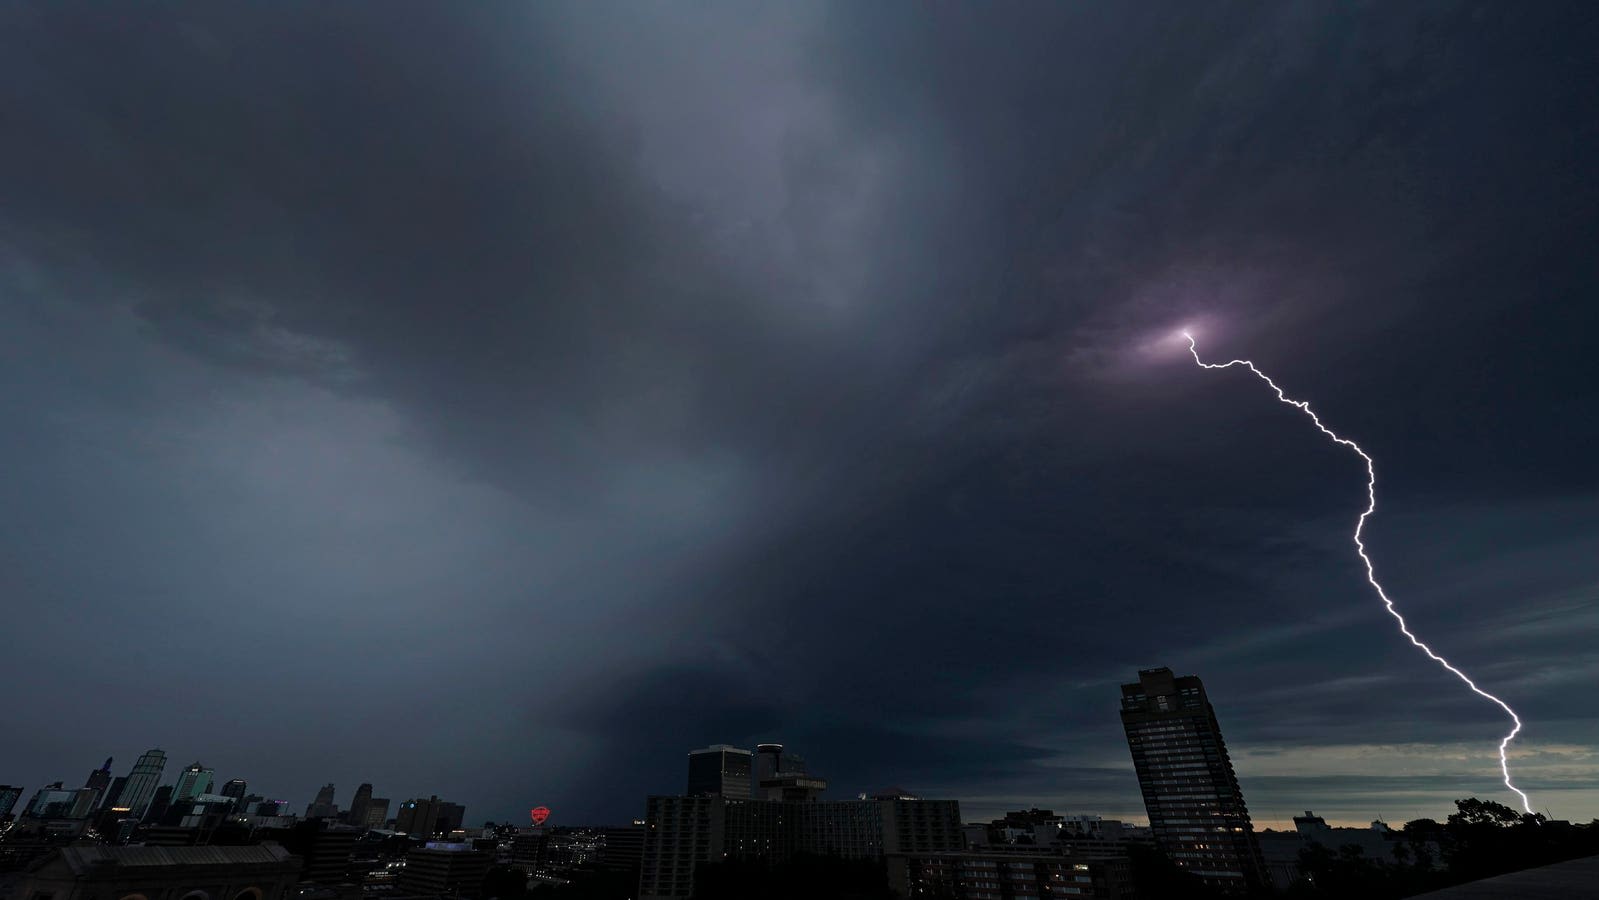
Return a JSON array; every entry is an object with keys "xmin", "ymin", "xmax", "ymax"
[
  {"xmin": 118, "ymin": 748, "xmax": 167, "ymax": 817},
  {"xmin": 171, "ymin": 762, "xmax": 214, "ymax": 802},
  {"xmin": 0, "ymin": 785, "xmax": 22, "ymax": 820},
  {"xmin": 221, "ymin": 779, "xmax": 249, "ymax": 811},
  {"xmin": 686, "ymin": 745, "xmax": 752, "ymax": 799},
  {"xmin": 306, "ymin": 783, "xmax": 339, "ymax": 819},
  {"xmin": 98, "ymin": 776, "xmax": 128, "ymax": 811},
  {"xmin": 395, "ymin": 795, "xmax": 460, "ymax": 837},
  {"xmin": 364, "ymin": 797, "xmax": 391, "ymax": 829},
  {"xmin": 346, "ymin": 782, "xmax": 373, "ymax": 828},
  {"xmin": 84, "ymin": 757, "xmax": 114, "ymax": 799},
  {"xmin": 1120, "ymin": 667, "xmax": 1265, "ymax": 892},
  {"xmin": 143, "ymin": 785, "xmax": 175, "ymax": 824}
]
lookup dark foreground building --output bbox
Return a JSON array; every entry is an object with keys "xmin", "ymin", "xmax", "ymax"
[
  {"xmin": 1120, "ymin": 667, "xmax": 1265, "ymax": 892},
  {"xmin": 639, "ymin": 790, "xmax": 962, "ymax": 899},
  {"xmin": 888, "ymin": 847, "xmax": 1135, "ymax": 899},
  {"xmin": 6, "ymin": 844, "xmax": 301, "ymax": 900}
]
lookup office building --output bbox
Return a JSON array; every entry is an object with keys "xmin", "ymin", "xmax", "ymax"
[
  {"xmin": 83, "ymin": 758, "xmax": 113, "ymax": 800},
  {"xmin": 1120, "ymin": 667, "xmax": 1265, "ymax": 891},
  {"xmin": 396, "ymin": 795, "xmax": 465, "ymax": 837},
  {"xmin": 754, "ymin": 743, "xmax": 806, "ymax": 781},
  {"xmin": 398, "ymin": 842, "xmax": 492, "ymax": 896},
  {"xmin": 144, "ymin": 785, "xmax": 175, "ymax": 824},
  {"xmin": 345, "ymin": 782, "xmax": 373, "ymax": 827},
  {"xmin": 1, "ymin": 785, "xmax": 24, "ymax": 820},
  {"xmin": 171, "ymin": 761, "xmax": 214, "ymax": 803},
  {"xmin": 364, "ymin": 797, "xmax": 390, "ymax": 828},
  {"xmin": 270, "ymin": 818, "xmax": 363, "ymax": 884},
  {"xmin": 639, "ymin": 788, "xmax": 962, "ymax": 899},
  {"xmin": 119, "ymin": 748, "xmax": 168, "ymax": 817},
  {"xmin": 686, "ymin": 744, "xmax": 752, "ymax": 799},
  {"xmin": 25, "ymin": 783, "xmax": 100, "ymax": 820},
  {"xmin": 888, "ymin": 846, "xmax": 1135, "ymax": 900},
  {"xmin": 437, "ymin": 800, "xmax": 466, "ymax": 833},
  {"xmin": 220, "ymin": 778, "xmax": 249, "ymax": 810},
  {"xmin": 601, "ymin": 823, "xmax": 647, "ymax": 872},
  {"xmin": 306, "ymin": 782, "xmax": 339, "ymax": 819},
  {"xmin": 97, "ymin": 776, "xmax": 127, "ymax": 811}
]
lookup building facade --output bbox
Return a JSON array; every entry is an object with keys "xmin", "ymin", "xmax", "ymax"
[
  {"xmin": 171, "ymin": 762, "xmax": 215, "ymax": 803},
  {"xmin": 888, "ymin": 847, "xmax": 1135, "ymax": 900},
  {"xmin": 345, "ymin": 782, "xmax": 373, "ymax": 828},
  {"xmin": 306, "ymin": 783, "xmax": 339, "ymax": 819},
  {"xmin": 84, "ymin": 758, "xmax": 114, "ymax": 802},
  {"xmin": 395, "ymin": 795, "xmax": 464, "ymax": 837},
  {"xmin": 119, "ymin": 748, "xmax": 168, "ymax": 817},
  {"xmin": 221, "ymin": 778, "xmax": 249, "ymax": 810},
  {"xmin": 686, "ymin": 745, "xmax": 753, "ymax": 800},
  {"xmin": 639, "ymin": 793, "xmax": 962, "ymax": 900},
  {"xmin": 1120, "ymin": 667, "xmax": 1265, "ymax": 891},
  {"xmin": 398, "ymin": 843, "xmax": 492, "ymax": 896}
]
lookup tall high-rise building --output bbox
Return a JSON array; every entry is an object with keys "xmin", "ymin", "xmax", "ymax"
[
  {"xmin": 754, "ymin": 743, "xmax": 806, "ymax": 782},
  {"xmin": 172, "ymin": 762, "xmax": 215, "ymax": 802},
  {"xmin": 84, "ymin": 757, "xmax": 114, "ymax": 800},
  {"xmin": 1120, "ymin": 667, "xmax": 1265, "ymax": 892},
  {"xmin": 364, "ymin": 797, "xmax": 391, "ymax": 829},
  {"xmin": 394, "ymin": 796, "xmax": 465, "ymax": 836},
  {"xmin": 686, "ymin": 745, "xmax": 752, "ymax": 799},
  {"xmin": 220, "ymin": 779, "xmax": 249, "ymax": 811},
  {"xmin": 98, "ymin": 776, "xmax": 128, "ymax": 811},
  {"xmin": 345, "ymin": 782, "xmax": 373, "ymax": 827},
  {"xmin": 143, "ymin": 785, "xmax": 175, "ymax": 824},
  {"xmin": 118, "ymin": 748, "xmax": 167, "ymax": 817},
  {"xmin": 307, "ymin": 783, "xmax": 339, "ymax": 819}
]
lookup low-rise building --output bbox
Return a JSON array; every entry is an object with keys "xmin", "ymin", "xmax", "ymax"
[
  {"xmin": 888, "ymin": 847, "xmax": 1134, "ymax": 900},
  {"xmin": 397, "ymin": 842, "xmax": 492, "ymax": 897}
]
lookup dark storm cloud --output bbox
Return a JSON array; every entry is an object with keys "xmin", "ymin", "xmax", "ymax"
[{"xmin": 2, "ymin": 1, "xmax": 1595, "ymax": 826}]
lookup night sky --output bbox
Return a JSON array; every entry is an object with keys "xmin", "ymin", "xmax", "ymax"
[{"xmin": 3, "ymin": 3, "xmax": 1595, "ymax": 830}]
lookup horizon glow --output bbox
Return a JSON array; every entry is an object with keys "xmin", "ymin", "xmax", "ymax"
[{"xmin": 1182, "ymin": 330, "xmax": 1533, "ymax": 814}]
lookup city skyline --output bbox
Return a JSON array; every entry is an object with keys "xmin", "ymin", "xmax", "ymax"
[{"xmin": 3, "ymin": 2, "xmax": 1596, "ymax": 831}]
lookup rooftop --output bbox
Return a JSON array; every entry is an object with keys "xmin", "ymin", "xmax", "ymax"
[{"xmin": 1408, "ymin": 854, "xmax": 1599, "ymax": 899}]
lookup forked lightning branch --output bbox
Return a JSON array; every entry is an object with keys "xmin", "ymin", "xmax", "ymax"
[{"xmin": 1182, "ymin": 331, "xmax": 1532, "ymax": 814}]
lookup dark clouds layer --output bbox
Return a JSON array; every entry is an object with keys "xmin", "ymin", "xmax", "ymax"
[{"xmin": 2, "ymin": 2, "xmax": 1595, "ymax": 827}]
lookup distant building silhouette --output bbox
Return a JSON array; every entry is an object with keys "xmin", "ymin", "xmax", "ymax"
[
  {"xmin": 220, "ymin": 778, "xmax": 249, "ymax": 811},
  {"xmin": 143, "ymin": 785, "xmax": 175, "ymax": 824},
  {"xmin": 97, "ymin": 776, "xmax": 128, "ymax": 811},
  {"xmin": 345, "ymin": 782, "xmax": 374, "ymax": 828},
  {"xmin": 83, "ymin": 757, "xmax": 113, "ymax": 802},
  {"xmin": 364, "ymin": 797, "xmax": 391, "ymax": 829},
  {"xmin": 395, "ymin": 795, "xmax": 465, "ymax": 837},
  {"xmin": 24, "ymin": 782, "xmax": 100, "ymax": 820},
  {"xmin": 306, "ymin": 782, "xmax": 339, "ymax": 819},
  {"xmin": 1120, "ymin": 667, "xmax": 1265, "ymax": 891},
  {"xmin": 171, "ymin": 761, "xmax": 214, "ymax": 803},
  {"xmin": 686, "ymin": 744, "xmax": 752, "ymax": 799},
  {"xmin": 118, "ymin": 748, "xmax": 167, "ymax": 817},
  {"xmin": 754, "ymin": 743, "xmax": 806, "ymax": 781}
]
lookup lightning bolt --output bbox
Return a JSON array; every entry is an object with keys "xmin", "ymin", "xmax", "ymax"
[{"xmin": 1182, "ymin": 331, "xmax": 1532, "ymax": 814}]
